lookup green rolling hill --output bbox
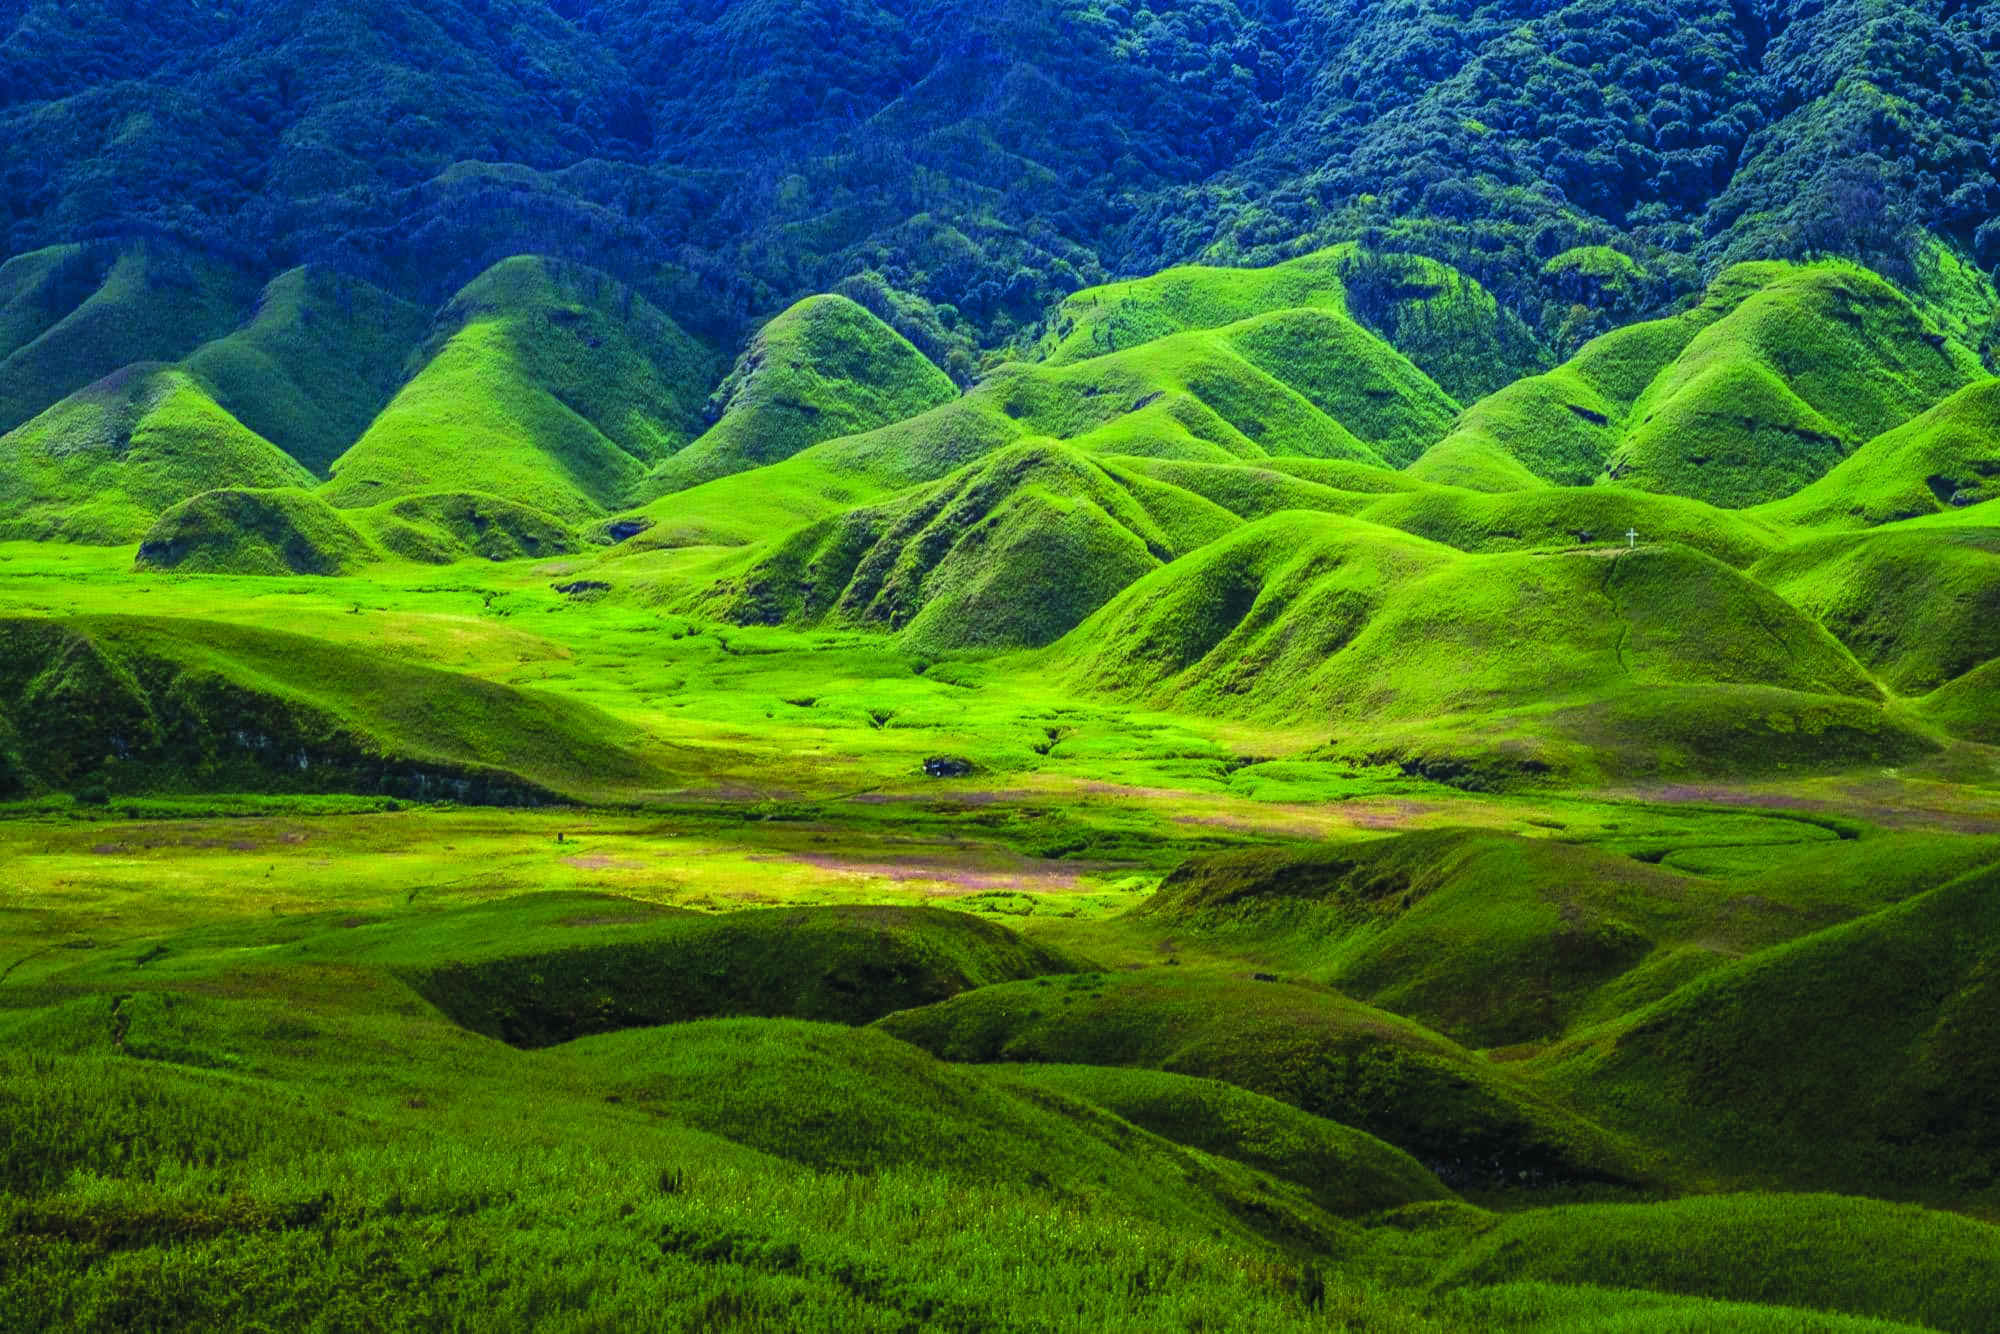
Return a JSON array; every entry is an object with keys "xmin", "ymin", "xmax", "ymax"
[
  {"xmin": 322, "ymin": 256, "xmax": 715, "ymax": 522},
  {"xmin": 0, "ymin": 364, "xmax": 314, "ymax": 543}
]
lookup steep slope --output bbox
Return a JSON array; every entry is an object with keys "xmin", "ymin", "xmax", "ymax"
[
  {"xmin": 1144, "ymin": 830, "xmax": 1700, "ymax": 1048},
  {"xmin": 0, "ymin": 365, "xmax": 314, "ymax": 543},
  {"xmin": 1354, "ymin": 486, "xmax": 1784, "ymax": 567},
  {"xmin": 644, "ymin": 295, "xmax": 958, "ymax": 495},
  {"xmin": 1604, "ymin": 264, "xmax": 1984, "ymax": 507},
  {"xmin": 705, "ymin": 440, "xmax": 1238, "ymax": 652},
  {"xmin": 1044, "ymin": 245, "xmax": 1547, "ymax": 401},
  {"xmin": 1758, "ymin": 378, "xmax": 2000, "ymax": 530},
  {"xmin": 1413, "ymin": 262, "xmax": 1987, "ymax": 506},
  {"xmin": 614, "ymin": 294, "xmax": 1460, "ymax": 551},
  {"xmin": 322, "ymin": 256, "xmax": 714, "ymax": 521},
  {"xmin": 875, "ymin": 970, "xmax": 1648, "ymax": 1190},
  {"xmin": 181, "ymin": 267, "xmax": 430, "ymax": 476},
  {"xmin": 1753, "ymin": 523, "xmax": 2000, "ymax": 695},
  {"xmin": 0, "ymin": 245, "xmax": 253, "ymax": 435}
]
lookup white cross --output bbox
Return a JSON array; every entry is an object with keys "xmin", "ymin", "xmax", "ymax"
[{"xmin": 1627, "ymin": 528, "xmax": 1638, "ymax": 548}]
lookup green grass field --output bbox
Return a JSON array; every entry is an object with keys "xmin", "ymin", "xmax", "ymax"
[{"xmin": 5, "ymin": 241, "xmax": 2000, "ymax": 1329}]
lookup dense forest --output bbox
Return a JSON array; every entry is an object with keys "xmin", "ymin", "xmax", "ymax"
[{"xmin": 3, "ymin": 0, "xmax": 1996, "ymax": 369}]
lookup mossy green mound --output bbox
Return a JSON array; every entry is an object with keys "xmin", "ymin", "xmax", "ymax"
[
  {"xmin": 360, "ymin": 491, "xmax": 578, "ymax": 564},
  {"xmin": 1606, "ymin": 263, "xmax": 1983, "ymax": 508},
  {"xmin": 1547, "ymin": 862, "xmax": 2000, "ymax": 1197},
  {"xmin": 182, "ymin": 266, "xmax": 429, "ymax": 476},
  {"xmin": 136, "ymin": 487, "xmax": 377, "ymax": 576},
  {"xmin": 0, "ymin": 615, "xmax": 667, "ymax": 803},
  {"xmin": 1110, "ymin": 457, "xmax": 1384, "ymax": 520},
  {"xmin": 1356, "ymin": 486, "xmax": 1783, "ymax": 567},
  {"xmin": 1054, "ymin": 517, "xmax": 1907, "ymax": 781},
  {"xmin": 1758, "ymin": 378, "xmax": 2000, "ymax": 530},
  {"xmin": 1435, "ymin": 1194, "xmax": 2000, "ymax": 1334},
  {"xmin": 1917, "ymin": 657, "xmax": 2000, "ymax": 743},
  {"xmin": 0, "ymin": 364, "xmax": 314, "ymax": 543},
  {"xmin": 711, "ymin": 439, "xmax": 1238, "ymax": 651},
  {"xmin": 1409, "ymin": 273, "xmax": 1755, "ymax": 489},
  {"xmin": 0, "ymin": 244, "xmax": 253, "ymax": 435},
  {"xmin": 1145, "ymin": 830, "xmax": 1703, "ymax": 1047},
  {"xmin": 560, "ymin": 1020, "xmax": 1347, "ymax": 1248},
  {"xmin": 616, "ymin": 288, "xmax": 1462, "ymax": 552},
  {"xmin": 875, "ymin": 970, "xmax": 1646, "ymax": 1191},
  {"xmin": 398, "ymin": 900, "xmax": 1081, "ymax": 1047},
  {"xmin": 646, "ymin": 294, "xmax": 958, "ymax": 495},
  {"xmin": 1413, "ymin": 262, "xmax": 1985, "ymax": 509},
  {"xmin": 1753, "ymin": 523, "xmax": 2000, "ymax": 694},
  {"xmin": 1045, "ymin": 245, "xmax": 1544, "ymax": 402},
  {"xmin": 990, "ymin": 1064, "xmax": 1453, "ymax": 1217},
  {"xmin": 324, "ymin": 257, "xmax": 714, "ymax": 521}
]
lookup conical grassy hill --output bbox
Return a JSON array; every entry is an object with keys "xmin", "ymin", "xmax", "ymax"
[
  {"xmin": 644, "ymin": 294, "xmax": 961, "ymax": 496},
  {"xmin": 322, "ymin": 256, "xmax": 716, "ymax": 522},
  {"xmin": 0, "ymin": 364, "xmax": 314, "ymax": 543},
  {"xmin": 181, "ymin": 267, "xmax": 429, "ymax": 477}
]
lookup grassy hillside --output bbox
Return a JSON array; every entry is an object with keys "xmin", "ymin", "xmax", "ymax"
[
  {"xmin": 0, "ymin": 365, "xmax": 314, "ymax": 543},
  {"xmin": 136, "ymin": 487, "xmax": 379, "ymax": 577},
  {"xmin": 0, "ymin": 244, "xmax": 253, "ymax": 435},
  {"xmin": 1044, "ymin": 245, "xmax": 1546, "ymax": 403},
  {"xmin": 1606, "ymin": 264, "xmax": 1984, "ymax": 508},
  {"xmin": 706, "ymin": 440, "xmax": 1239, "ymax": 652},
  {"xmin": 990, "ymin": 1064, "xmax": 1453, "ymax": 1217},
  {"xmin": 614, "ymin": 294, "xmax": 1461, "ymax": 553},
  {"xmin": 1544, "ymin": 862, "xmax": 2000, "ymax": 1200},
  {"xmin": 875, "ymin": 968, "xmax": 1647, "ymax": 1191},
  {"xmin": 1759, "ymin": 378, "xmax": 2000, "ymax": 530},
  {"xmin": 1753, "ymin": 523, "xmax": 2000, "ymax": 694},
  {"xmin": 645, "ymin": 294, "xmax": 960, "ymax": 495},
  {"xmin": 0, "ymin": 615, "xmax": 671, "ymax": 803},
  {"xmin": 1052, "ymin": 517, "xmax": 1922, "ymax": 783},
  {"xmin": 322, "ymin": 257, "xmax": 715, "ymax": 521},
  {"xmin": 1412, "ymin": 262, "xmax": 1987, "ymax": 510},
  {"xmin": 181, "ymin": 266, "xmax": 430, "ymax": 476}
]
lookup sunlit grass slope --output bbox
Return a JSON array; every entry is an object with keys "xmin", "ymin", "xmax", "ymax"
[
  {"xmin": 182, "ymin": 266, "xmax": 429, "ymax": 475},
  {"xmin": 1607, "ymin": 263, "xmax": 1983, "ymax": 507},
  {"xmin": 1753, "ymin": 521, "xmax": 2000, "ymax": 693},
  {"xmin": 615, "ymin": 298, "xmax": 1461, "ymax": 551},
  {"xmin": 1414, "ymin": 261, "xmax": 1985, "ymax": 508},
  {"xmin": 1044, "ymin": 244, "xmax": 1546, "ymax": 402},
  {"xmin": 0, "ymin": 364, "xmax": 313, "ymax": 542},
  {"xmin": 875, "ymin": 969, "xmax": 1647, "ymax": 1190},
  {"xmin": 0, "ymin": 615, "xmax": 669, "ymax": 803},
  {"xmin": 560, "ymin": 1019, "xmax": 1351, "ymax": 1249},
  {"xmin": 1544, "ymin": 861, "xmax": 2000, "ymax": 1200},
  {"xmin": 324, "ymin": 256, "xmax": 715, "ymax": 521},
  {"xmin": 704, "ymin": 439, "xmax": 1239, "ymax": 652},
  {"xmin": 645, "ymin": 294, "xmax": 960, "ymax": 495},
  {"xmin": 1053, "ymin": 518, "xmax": 1930, "ymax": 782},
  {"xmin": 0, "ymin": 243, "xmax": 252, "ymax": 435},
  {"xmin": 1144, "ymin": 829, "xmax": 1700, "ymax": 1048},
  {"xmin": 1354, "ymin": 485, "xmax": 1784, "ymax": 566},
  {"xmin": 1757, "ymin": 377, "xmax": 2000, "ymax": 529},
  {"xmin": 137, "ymin": 487, "xmax": 583, "ymax": 573}
]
